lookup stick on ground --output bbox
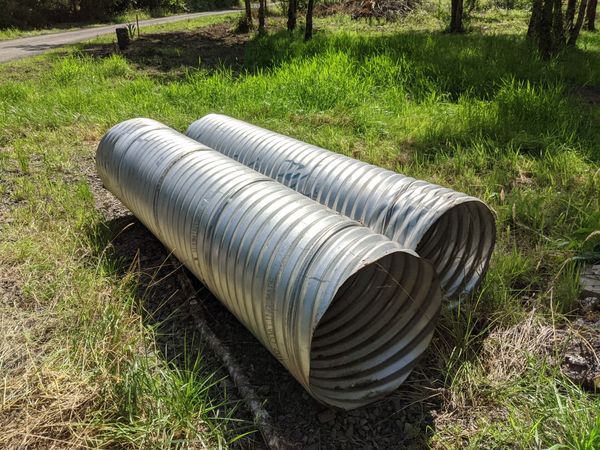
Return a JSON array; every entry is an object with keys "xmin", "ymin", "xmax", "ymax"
[{"xmin": 169, "ymin": 256, "xmax": 292, "ymax": 450}]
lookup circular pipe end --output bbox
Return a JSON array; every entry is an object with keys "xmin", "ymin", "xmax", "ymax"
[
  {"xmin": 416, "ymin": 200, "xmax": 496, "ymax": 298},
  {"xmin": 308, "ymin": 251, "xmax": 441, "ymax": 409}
]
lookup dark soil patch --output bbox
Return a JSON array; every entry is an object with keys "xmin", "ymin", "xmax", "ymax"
[
  {"xmin": 0, "ymin": 56, "xmax": 54, "ymax": 82},
  {"xmin": 315, "ymin": 0, "xmax": 418, "ymax": 21},
  {"xmin": 95, "ymin": 211, "xmax": 262, "ymax": 448},
  {"xmin": 78, "ymin": 20, "xmax": 253, "ymax": 80},
  {"xmin": 568, "ymin": 296, "xmax": 600, "ymax": 390},
  {"xmin": 571, "ymin": 85, "xmax": 600, "ymax": 105}
]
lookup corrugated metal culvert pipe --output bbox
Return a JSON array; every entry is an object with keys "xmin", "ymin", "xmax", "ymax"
[
  {"xmin": 97, "ymin": 118, "xmax": 442, "ymax": 410},
  {"xmin": 186, "ymin": 114, "xmax": 496, "ymax": 298}
]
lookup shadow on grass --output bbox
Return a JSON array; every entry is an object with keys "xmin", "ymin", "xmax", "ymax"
[
  {"xmin": 76, "ymin": 22, "xmax": 599, "ymax": 162},
  {"xmin": 76, "ymin": 19, "xmax": 250, "ymax": 81},
  {"xmin": 246, "ymin": 29, "xmax": 599, "ymax": 161},
  {"xmin": 98, "ymin": 213, "xmax": 263, "ymax": 449},
  {"xmin": 248, "ymin": 28, "xmax": 600, "ymax": 95},
  {"xmin": 74, "ymin": 14, "xmax": 600, "ymax": 95},
  {"xmin": 100, "ymin": 213, "xmax": 452, "ymax": 450}
]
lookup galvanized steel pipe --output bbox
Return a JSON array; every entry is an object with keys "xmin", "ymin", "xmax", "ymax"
[
  {"xmin": 186, "ymin": 114, "xmax": 496, "ymax": 297},
  {"xmin": 97, "ymin": 118, "xmax": 442, "ymax": 409}
]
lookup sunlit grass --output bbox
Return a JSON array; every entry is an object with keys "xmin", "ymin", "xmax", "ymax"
[
  {"xmin": 0, "ymin": 7, "xmax": 238, "ymax": 41},
  {"xmin": 0, "ymin": 124, "xmax": 245, "ymax": 447},
  {"xmin": 0, "ymin": 7, "xmax": 598, "ymax": 448},
  {"xmin": 0, "ymin": 10, "xmax": 155, "ymax": 42}
]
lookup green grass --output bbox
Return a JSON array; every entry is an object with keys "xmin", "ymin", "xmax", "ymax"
[
  {"xmin": 1, "ymin": 6, "xmax": 599, "ymax": 449},
  {"xmin": 0, "ymin": 7, "xmax": 238, "ymax": 42},
  {"xmin": 0, "ymin": 10, "xmax": 156, "ymax": 42},
  {"xmin": 0, "ymin": 124, "xmax": 246, "ymax": 447}
]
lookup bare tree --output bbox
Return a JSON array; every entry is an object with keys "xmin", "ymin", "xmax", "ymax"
[
  {"xmin": 287, "ymin": 0, "xmax": 297, "ymax": 31},
  {"xmin": 71, "ymin": 0, "xmax": 81, "ymax": 14},
  {"xmin": 528, "ymin": 0, "xmax": 588, "ymax": 57},
  {"xmin": 244, "ymin": 0, "xmax": 254, "ymax": 30},
  {"xmin": 567, "ymin": 0, "xmax": 588, "ymax": 44},
  {"xmin": 527, "ymin": 0, "xmax": 543, "ymax": 38},
  {"xmin": 450, "ymin": 0, "xmax": 464, "ymax": 33},
  {"xmin": 584, "ymin": 0, "xmax": 597, "ymax": 30},
  {"xmin": 305, "ymin": 0, "xmax": 315, "ymax": 40},
  {"xmin": 258, "ymin": 0, "xmax": 266, "ymax": 33}
]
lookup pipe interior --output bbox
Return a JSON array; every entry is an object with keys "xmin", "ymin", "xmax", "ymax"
[
  {"xmin": 309, "ymin": 252, "xmax": 438, "ymax": 408},
  {"xmin": 415, "ymin": 201, "xmax": 495, "ymax": 297}
]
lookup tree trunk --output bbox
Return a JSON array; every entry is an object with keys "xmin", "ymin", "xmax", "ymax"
[
  {"xmin": 538, "ymin": 0, "xmax": 557, "ymax": 57},
  {"xmin": 584, "ymin": 0, "xmax": 597, "ymax": 30},
  {"xmin": 528, "ymin": 0, "xmax": 544, "ymax": 39},
  {"xmin": 244, "ymin": 0, "xmax": 253, "ymax": 29},
  {"xmin": 529, "ymin": 0, "xmax": 588, "ymax": 55},
  {"xmin": 450, "ymin": 0, "xmax": 464, "ymax": 33},
  {"xmin": 71, "ymin": 0, "xmax": 80, "ymax": 15},
  {"xmin": 305, "ymin": 0, "xmax": 315, "ymax": 40},
  {"xmin": 568, "ymin": 0, "xmax": 588, "ymax": 44},
  {"xmin": 565, "ymin": 0, "xmax": 577, "ymax": 26},
  {"xmin": 287, "ymin": 0, "xmax": 297, "ymax": 31},
  {"xmin": 551, "ymin": 0, "xmax": 564, "ymax": 47},
  {"xmin": 258, "ymin": 0, "xmax": 266, "ymax": 33}
]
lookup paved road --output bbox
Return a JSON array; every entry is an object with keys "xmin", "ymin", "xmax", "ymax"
[{"xmin": 0, "ymin": 9, "xmax": 238, "ymax": 63}]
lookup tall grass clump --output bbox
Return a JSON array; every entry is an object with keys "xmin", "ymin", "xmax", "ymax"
[{"xmin": 492, "ymin": 79, "xmax": 592, "ymax": 152}]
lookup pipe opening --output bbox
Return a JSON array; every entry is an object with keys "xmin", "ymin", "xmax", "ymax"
[
  {"xmin": 309, "ymin": 251, "xmax": 439, "ymax": 408},
  {"xmin": 416, "ymin": 201, "xmax": 496, "ymax": 297}
]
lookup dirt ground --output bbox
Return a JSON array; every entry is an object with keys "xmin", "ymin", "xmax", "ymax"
[
  {"xmin": 79, "ymin": 20, "xmax": 251, "ymax": 80},
  {"xmin": 91, "ymin": 152, "xmax": 600, "ymax": 450}
]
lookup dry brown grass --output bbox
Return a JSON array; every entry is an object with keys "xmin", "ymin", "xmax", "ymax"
[
  {"xmin": 482, "ymin": 311, "xmax": 560, "ymax": 382},
  {"xmin": 0, "ymin": 266, "xmax": 98, "ymax": 449},
  {"xmin": 430, "ymin": 309, "xmax": 600, "ymax": 449},
  {"xmin": 483, "ymin": 311, "xmax": 600, "ymax": 388},
  {"xmin": 0, "ymin": 123, "xmax": 234, "ymax": 448}
]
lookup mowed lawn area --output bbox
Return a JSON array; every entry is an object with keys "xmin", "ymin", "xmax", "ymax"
[{"xmin": 1, "ymin": 8, "xmax": 599, "ymax": 449}]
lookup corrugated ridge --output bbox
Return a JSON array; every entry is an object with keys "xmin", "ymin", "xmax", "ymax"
[
  {"xmin": 186, "ymin": 114, "xmax": 496, "ymax": 297},
  {"xmin": 97, "ymin": 118, "xmax": 442, "ymax": 409}
]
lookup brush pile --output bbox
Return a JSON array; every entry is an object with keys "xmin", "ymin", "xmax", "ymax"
[{"xmin": 317, "ymin": 0, "xmax": 421, "ymax": 21}]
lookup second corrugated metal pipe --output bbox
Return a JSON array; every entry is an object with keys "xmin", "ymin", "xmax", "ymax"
[
  {"xmin": 186, "ymin": 114, "xmax": 496, "ymax": 298},
  {"xmin": 97, "ymin": 118, "xmax": 442, "ymax": 410}
]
